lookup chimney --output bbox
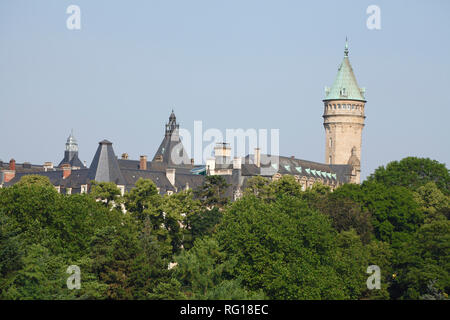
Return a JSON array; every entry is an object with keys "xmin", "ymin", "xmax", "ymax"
[
  {"xmin": 44, "ymin": 162, "xmax": 53, "ymax": 172},
  {"xmin": 291, "ymin": 156, "xmax": 295, "ymax": 159},
  {"xmin": 9, "ymin": 159, "xmax": 16, "ymax": 171},
  {"xmin": 191, "ymin": 158, "xmax": 194, "ymax": 166},
  {"xmin": 233, "ymin": 157, "xmax": 242, "ymax": 170},
  {"xmin": 140, "ymin": 155, "xmax": 147, "ymax": 170},
  {"xmin": 254, "ymin": 148, "xmax": 261, "ymax": 168},
  {"xmin": 61, "ymin": 164, "xmax": 71, "ymax": 179},
  {"xmin": 121, "ymin": 153, "xmax": 129, "ymax": 160},
  {"xmin": 166, "ymin": 168, "xmax": 176, "ymax": 186}
]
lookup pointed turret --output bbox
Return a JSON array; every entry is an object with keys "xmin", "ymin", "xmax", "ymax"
[
  {"xmin": 324, "ymin": 39, "xmax": 366, "ymax": 102},
  {"xmin": 153, "ymin": 111, "xmax": 191, "ymax": 166},
  {"xmin": 58, "ymin": 130, "xmax": 86, "ymax": 168},
  {"xmin": 87, "ymin": 139, "xmax": 126, "ymax": 185},
  {"xmin": 322, "ymin": 39, "xmax": 366, "ymax": 184}
]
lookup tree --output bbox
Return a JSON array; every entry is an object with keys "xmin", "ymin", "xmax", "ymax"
[
  {"xmin": 243, "ymin": 176, "xmax": 273, "ymax": 200},
  {"xmin": 413, "ymin": 182, "xmax": 449, "ymax": 222},
  {"xmin": 184, "ymin": 207, "xmax": 222, "ymax": 250},
  {"xmin": 217, "ymin": 195, "xmax": 347, "ymax": 299},
  {"xmin": 124, "ymin": 178, "xmax": 161, "ymax": 221},
  {"xmin": 15, "ymin": 175, "xmax": 54, "ymax": 188},
  {"xmin": 194, "ymin": 175, "xmax": 230, "ymax": 208},
  {"xmin": 333, "ymin": 181, "xmax": 424, "ymax": 245},
  {"xmin": 391, "ymin": 219, "xmax": 450, "ymax": 299},
  {"xmin": 90, "ymin": 181, "xmax": 122, "ymax": 208},
  {"xmin": 367, "ymin": 157, "xmax": 449, "ymax": 195},
  {"xmin": 173, "ymin": 237, "xmax": 265, "ymax": 299},
  {"xmin": 270, "ymin": 175, "xmax": 303, "ymax": 199},
  {"xmin": 304, "ymin": 184, "xmax": 373, "ymax": 244}
]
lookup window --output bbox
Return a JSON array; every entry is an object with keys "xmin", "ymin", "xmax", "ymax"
[
  {"xmin": 338, "ymin": 104, "xmax": 341, "ymax": 109},
  {"xmin": 329, "ymin": 137, "xmax": 332, "ymax": 148},
  {"xmin": 329, "ymin": 155, "xmax": 332, "ymax": 164}
]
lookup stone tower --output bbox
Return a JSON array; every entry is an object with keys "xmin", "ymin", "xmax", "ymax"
[{"xmin": 323, "ymin": 40, "xmax": 366, "ymax": 183}]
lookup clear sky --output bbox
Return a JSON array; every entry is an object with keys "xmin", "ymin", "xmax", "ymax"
[{"xmin": 1, "ymin": 0, "xmax": 449, "ymax": 180}]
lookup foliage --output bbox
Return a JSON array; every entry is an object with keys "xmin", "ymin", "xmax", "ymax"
[
  {"xmin": 194, "ymin": 175, "xmax": 230, "ymax": 208},
  {"xmin": 367, "ymin": 157, "xmax": 449, "ymax": 195},
  {"xmin": 0, "ymin": 156, "xmax": 448, "ymax": 300}
]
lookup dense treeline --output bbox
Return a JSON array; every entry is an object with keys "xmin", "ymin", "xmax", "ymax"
[{"xmin": 0, "ymin": 157, "xmax": 448, "ymax": 300}]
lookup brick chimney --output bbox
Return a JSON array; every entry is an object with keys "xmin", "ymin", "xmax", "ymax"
[
  {"xmin": 9, "ymin": 159, "xmax": 15, "ymax": 171},
  {"xmin": 2, "ymin": 159, "xmax": 16, "ymax": 183},
  {"xmin": 140, "ymin": 155, "xmax": 147, "ymax": 170},
  {"xmin": 121, "ymin": 153, "xmax": 129, "ymax": 160},
  {"xmin": 61, "ymin": 164, "xmax": 71, "ymax": 179}
]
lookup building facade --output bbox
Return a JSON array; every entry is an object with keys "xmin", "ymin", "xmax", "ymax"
[
  {"xmin": 0, "ymin": 42, "xmax": 366, "ymax": 196},
  {"xmin": 323, "ymin": 40, "xmax": 366, "ymax": 183}
]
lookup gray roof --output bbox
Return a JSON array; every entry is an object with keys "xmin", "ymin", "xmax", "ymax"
[
  {"xmin": 87, "ymin": 140, "xmax": 126, "ymax": 185},
  {"xmin": 152, "ymin": 112, "xmax": 191, "ymax": 166},
  {"xmin": 58, "ymin": 151, "xmax": 86, "ymax": 168},
  {"xmin": 242, "ymin": 154, "xmax": 352, "ymax": 184}
]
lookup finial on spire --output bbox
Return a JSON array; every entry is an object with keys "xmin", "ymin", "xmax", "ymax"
[{"xmin": 344, "ymin": 37, "xmax": 349, "ymax": 57}]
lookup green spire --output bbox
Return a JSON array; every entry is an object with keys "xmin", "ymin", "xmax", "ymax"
[{"xmin": 324, "ymin": 39, "xmax": 365, "ymax": 101}]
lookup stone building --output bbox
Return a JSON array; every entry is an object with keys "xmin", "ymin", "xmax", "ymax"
[
  {"xmin": 323, "ymin": 40, "xmax": 366, "ymax": 183},
  {"xmin": 0, "ymin": 41, "xmax": 366, "ymax": 196}
]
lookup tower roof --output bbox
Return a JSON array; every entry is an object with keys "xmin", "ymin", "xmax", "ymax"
[
  {"xmin": 87, "ymin": 139, "xmax": 126, "ymax": 185},
  {"xmin": 324, "ymin": 39, "xmax": 365, "ymax": 102},
  {"xmin": 58, "ymin": 130, "xmax": 86, "ymax": 168},
  {"xmin": 153, "ymin": 111, "xmax": 191, "ymax": 166}
]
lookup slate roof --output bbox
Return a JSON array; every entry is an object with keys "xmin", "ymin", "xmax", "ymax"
[
  {"xmin": 120, "ymin": 169, "xmax": 176, "ymax": 193},
  {"xmin": 242, "ymin": 154, "xmax": 352, "ymax": 184},
  {"xmin": 87, "ymin": 140, "xmax": 126, "ymax": 185},
  {"xmin": 152, "ymin": 112, "xmax": 191, "ymax": 166},
  {"xmin": 58, "ymin": 151, "xmax": 86, "ymax": 168}
]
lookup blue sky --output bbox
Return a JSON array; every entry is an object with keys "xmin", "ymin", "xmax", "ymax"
[{"xmin": 1, "ymin": 0, "xmax": 449, "ymax": 180}]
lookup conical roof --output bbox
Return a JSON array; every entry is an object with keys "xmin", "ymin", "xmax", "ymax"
[
  {"xmin": 153, "ymin": 111, "xmax": 191, "ymax": 166},
  {"xmin": 324, "ymin": 40, "xmax": 365, "ymax": 102},
  {"xmin": 87, "ymin": 139, "xmax": 126, "ymax": 185}
]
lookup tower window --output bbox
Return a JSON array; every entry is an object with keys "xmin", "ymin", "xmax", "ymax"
[
  {"xmin": 333, "ymin": 104, "xmax": 336, "ymax": 109},
  {"xmin": 338, "ymin": 104, "xmax": 341, "ymax": 109},
  {"xmin": 329, "ymin": 155, "xmax": 332, "ymax": 164}
]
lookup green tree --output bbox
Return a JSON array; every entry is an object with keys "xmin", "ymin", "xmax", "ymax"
[
  {"xmin": 367, "ymin": 157, "xmax": 449, "ymax": 195},
  {"xmin": 194, "ymin": 175, "xmax": 230, "ymax": 208},
  {"xmin": 217, "ymin": 195, "xmax": 347, "ymax": 299},
  {"xmin": 173, "ymin": 237, "xmax": 265, "ymax": 300},
  {"xmin": 392, "ymin": 219, "xmax": 450, "ymax": 299},
  {"xmin": 124, "ymin": 178, "xmax": 161, "ymax": 221},
  {"xmin": 413, "ymin": 182, "xmax": 449, "ymax": 222},
  {"xmin": 243, "ymin": 176, "xmax": 273, "ymax": 200},
  {"xmin": 90, "ymin": 181, "xmax": 122, "ymax": 208}
]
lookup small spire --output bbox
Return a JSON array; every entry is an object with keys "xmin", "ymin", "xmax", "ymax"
[{"xmin": 344, "ymin": 37, "xmax": 349, "ymax": 57}]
